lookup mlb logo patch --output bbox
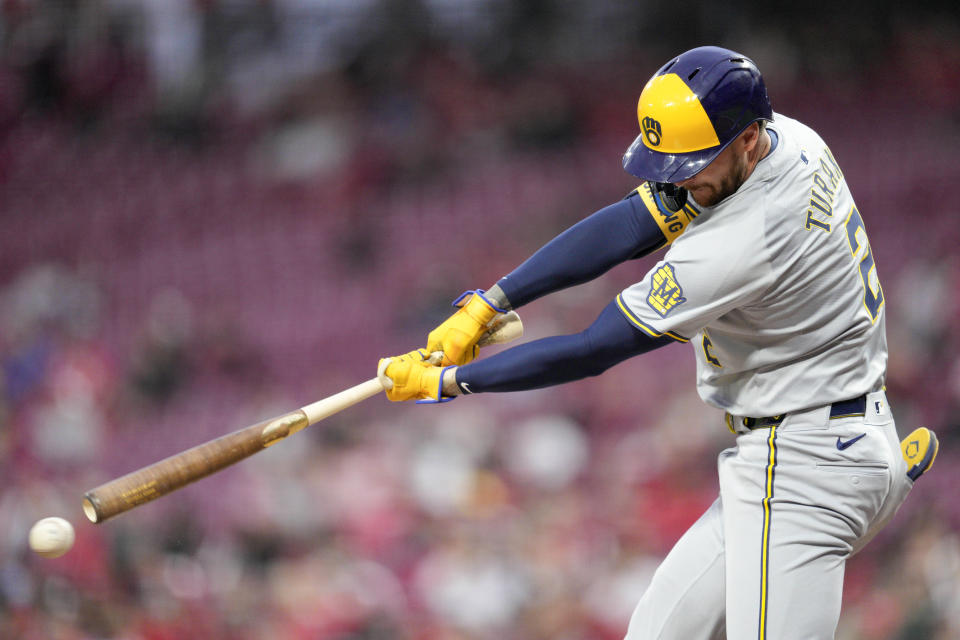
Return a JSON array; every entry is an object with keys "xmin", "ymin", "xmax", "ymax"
[{"xmin": 647, "ymin": 263, "xmax": 686, "ymax": 317}]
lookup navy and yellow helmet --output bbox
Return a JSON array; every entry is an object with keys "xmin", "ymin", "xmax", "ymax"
[{"xmin": 622, "ymin": 46, "xmax": 773, "ymax": 183}]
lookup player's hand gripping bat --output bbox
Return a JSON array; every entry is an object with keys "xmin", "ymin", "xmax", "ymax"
[{"xmin": 82, "ymin": 312, "xmax": 523, "ymax": 523}]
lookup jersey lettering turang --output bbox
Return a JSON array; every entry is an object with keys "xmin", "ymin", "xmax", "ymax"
[{"xmin": 618, "ymin": 114, "xmax": 886, "ymax": 416}]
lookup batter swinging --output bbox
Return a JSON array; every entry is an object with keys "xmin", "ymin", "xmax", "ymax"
[{"xmin": 377, "ymin": 46, "xmax": 938, "ymax": 639}]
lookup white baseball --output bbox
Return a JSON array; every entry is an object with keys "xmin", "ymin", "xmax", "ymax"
[{"xmin": 28, "ymin": 517, "xmax": 75, "ymax": 558}]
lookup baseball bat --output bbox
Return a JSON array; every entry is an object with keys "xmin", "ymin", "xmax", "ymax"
[{"xmin": 82, "ymin": 312, "xmax": 523, "ymax": 523}]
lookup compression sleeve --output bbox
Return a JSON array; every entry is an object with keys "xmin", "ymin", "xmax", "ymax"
[
  {"xmin": 495, "ymin": 195, "xmax": 666, "ymax": 309},
  {"xmin": 454, "ymin": 299, "xmax": 674, "ymax": 394}
]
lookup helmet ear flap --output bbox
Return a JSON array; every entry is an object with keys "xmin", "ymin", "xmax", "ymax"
[{"xmin": 655, "ymin": 182, "xmax": 688, "ymax": 212}]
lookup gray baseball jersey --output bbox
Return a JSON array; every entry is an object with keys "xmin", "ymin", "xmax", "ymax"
[
  {"xmin": 615, "ymin": 114, "xmax": 914, "ymax": 640},
  {"xmin": 617, "ymin": 113, "xmax": 886, "ymax": 417}
]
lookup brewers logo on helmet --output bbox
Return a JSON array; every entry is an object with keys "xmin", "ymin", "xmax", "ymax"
[
  {"xmin": 642, "ymin": 116, "xmax": 663, "ymax": 146},
  {"xmin": 622, "ymin": 46, "xmax": 773, "ymax": 183}
]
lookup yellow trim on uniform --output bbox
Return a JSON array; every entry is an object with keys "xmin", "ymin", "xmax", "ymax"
[
  {"xmin": 635, "ymin": 183, "xmax": 697, "ymax": 247},
  {"xmin": 615, "ymin": 294, "xmax": 689, "ymax": 343},
  {"xmin": 758, "ymin": 425, "xmax": 779, "ymax": 640},
  {"xmin": 843, "ymin": 205, "xmax": 885, "ymax": 325},
  {"xmin": 637, "ymin": 74, "xmax": 720, "ymax": 153}
]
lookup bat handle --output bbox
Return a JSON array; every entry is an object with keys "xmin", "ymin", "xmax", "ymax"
[
  {"xmin": 301, "ymin": 313, "xmax": 522, "ymax": 424},
  {"xmin": 301, "ymin": 378, "xmax": 384, "ymax": 424}
]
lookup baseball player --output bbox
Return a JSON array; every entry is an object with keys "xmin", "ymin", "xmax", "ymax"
[{"xmin": 377, "ymin": 46, "xmax": 938, "ymax": 639}]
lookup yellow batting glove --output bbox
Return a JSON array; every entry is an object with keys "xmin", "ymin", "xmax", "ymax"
[
  {"xmin": 427, "ymin": 290, "xmax": 507, "ymax": 366},
  {"xmin": 377, "ymin": 349, "xmax": 453, "ymax": 403}
]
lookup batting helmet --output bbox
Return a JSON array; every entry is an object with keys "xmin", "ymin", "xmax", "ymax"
[{"xmin": 622, "ymin": 46, "xmax": 773, "ymax": 183}]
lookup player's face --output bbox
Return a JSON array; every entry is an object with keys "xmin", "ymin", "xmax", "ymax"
[{"xmin": 675, "ymin": 124, "xmax": 762, "ymax": 207}]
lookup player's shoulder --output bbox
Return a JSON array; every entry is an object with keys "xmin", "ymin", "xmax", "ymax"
[
  {"xmin": 770, "ymin": 112, "xmax": 821, "ymax": 139},
  {"xmin": 750, "ymin": 113, "xmax": 852, "ymax": 253},
  {"xmin": 765, "ymin": 113, "xmax": 832, "ymax": 167},
  {"xmin": 763, "ymin": 114, "xmax": 845, "ymax": 198},
  {"xmin": 624, "ymin": 181, "xmax": 700, "ymax": 247}
]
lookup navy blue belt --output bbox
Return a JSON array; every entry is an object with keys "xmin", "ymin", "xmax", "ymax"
[{"xmin": 734, "ymin": 395, "xmax": 867, "ymax": 430}]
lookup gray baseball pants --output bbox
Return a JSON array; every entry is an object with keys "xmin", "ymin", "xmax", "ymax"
[{"xmin": 624, "ymin": 391, "xmax": 912, "ymax": 640}]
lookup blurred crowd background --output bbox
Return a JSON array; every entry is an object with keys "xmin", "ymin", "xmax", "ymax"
[{"xmin": 1, "ymin": 1, "xmax": 959, "ymax": 638}]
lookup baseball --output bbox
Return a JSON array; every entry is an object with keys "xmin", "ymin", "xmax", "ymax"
[{"xmin": 28, "ymin": 517, "xmax": 75, "ymax": 558}]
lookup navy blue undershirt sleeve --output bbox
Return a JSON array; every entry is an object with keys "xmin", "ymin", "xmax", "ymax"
[
  {"xmin": 496, "ymin": 195, "xmax": 666, "ymax": 309},
  {"xmin": 454, "ymin": 300, "xmax": 673, "ymax": 394}
]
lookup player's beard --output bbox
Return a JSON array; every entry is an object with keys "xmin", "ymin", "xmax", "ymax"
[{"xmin": 689, "ymin": 154, "xmax": 751, "ymax": 207}]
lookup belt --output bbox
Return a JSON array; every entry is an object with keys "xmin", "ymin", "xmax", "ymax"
[{"xmin": 727, "ymin": 395, "xmax": 867, "ymax": 431}]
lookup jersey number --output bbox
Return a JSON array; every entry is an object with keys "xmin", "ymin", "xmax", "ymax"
[
  {"xmin": 844, "ymin": 205, "xmax": 884, "ymax": 322},
  {"xmin": 701, "ymin": 332, "xmax": 722, "ymax": 368}
]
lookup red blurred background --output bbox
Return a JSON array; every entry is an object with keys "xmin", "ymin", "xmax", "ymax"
[{"xmin": 1, "ymin": 1, "xmax": 958, "ymax": 638}]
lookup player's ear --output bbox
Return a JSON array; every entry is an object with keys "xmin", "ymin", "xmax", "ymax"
[{"xmin": 740, "ymin": 122, "xmax": 760, "ymax": 153}]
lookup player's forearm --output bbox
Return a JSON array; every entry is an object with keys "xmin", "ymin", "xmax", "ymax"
[
  {"xmin": 493, "ymin": 197, "xmax": 666, "ymax": 309},
  {"xmin": 449, "ymin": 300, "xmax": 672, "ymax": 394}
]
